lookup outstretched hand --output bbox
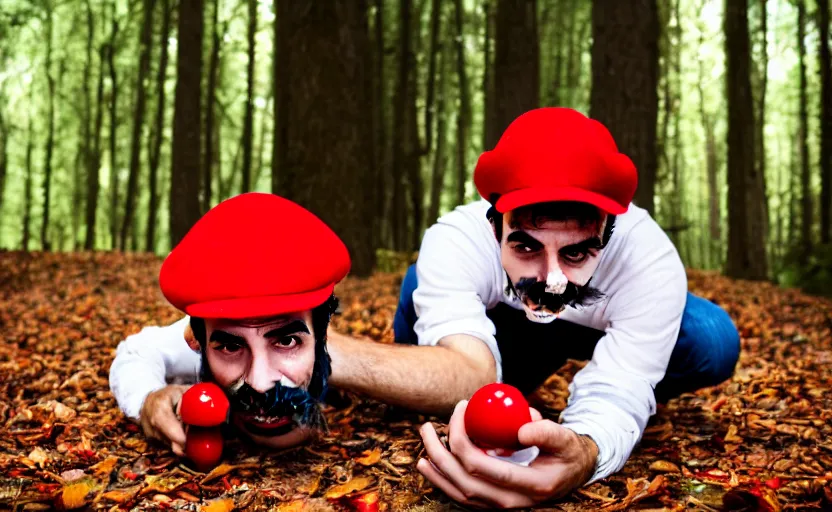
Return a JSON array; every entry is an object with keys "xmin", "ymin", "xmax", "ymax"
[
  {"xmin": 139, "ymin": 385, "xmax": 190, "ymax": 456},
  {"xmin": 417, "ymin": 400, "xmax": 598, "ymax": 509}
]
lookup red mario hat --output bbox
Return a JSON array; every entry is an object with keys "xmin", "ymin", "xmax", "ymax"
[
  {"xmin": 474, "ymin": 108, "xmax": 637, "ymax": 215},
  {"xmin": 159, "ymin": 193, "xmax": 351, "ymax": 319}
]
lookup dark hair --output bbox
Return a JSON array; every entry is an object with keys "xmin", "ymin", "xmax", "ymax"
[
  {"xmin": 486, "ymin": 196, "xmax": 616, "ymax": 246},
  {"xmin": 189, "ymin": 294, "xmax": 339, "ymax": 399}
]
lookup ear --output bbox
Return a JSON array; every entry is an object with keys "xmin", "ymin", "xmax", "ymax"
[{"xmin": 184, "ymin": 324, "xmax": 201, "ymax": 352}]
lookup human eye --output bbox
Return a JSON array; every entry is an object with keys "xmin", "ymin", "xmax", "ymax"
[
  {"xmin": 273, "ymin": 335, "xmax": 301, "ymax": 349},
  {"xmin": 561, "ymin": 248, "xmax": 590, "ymax": 264}
]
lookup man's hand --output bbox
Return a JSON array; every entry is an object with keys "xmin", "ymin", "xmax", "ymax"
[
  {"xmin": 139, "ymin": 385, "xmax": 190, "ymax": 456},
  {"xmin": 417, "ymin": 400, "xmax": 599, "ymax": 509}
]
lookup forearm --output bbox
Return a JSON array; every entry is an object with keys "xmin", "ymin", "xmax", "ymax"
[{"xmin": 327, "ymin": 331, "xmax": 497, "ymax": 415}]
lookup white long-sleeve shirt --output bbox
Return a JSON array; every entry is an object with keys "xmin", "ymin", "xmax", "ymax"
[
  {"xmin": 412, "ymin": 200, "xmax": 687, "ymax": 482},
  {"xmin": 109, "ymin": 317, "xmax": 200, "ymax": 421}
]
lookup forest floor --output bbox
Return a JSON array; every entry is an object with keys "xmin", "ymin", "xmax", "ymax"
[{"xmin": 1, "ymin": 252, "xmax": 831, "ymax": 511}]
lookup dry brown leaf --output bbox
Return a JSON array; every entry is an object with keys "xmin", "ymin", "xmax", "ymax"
[
  {"xmin": 55, "ymin": 478, "xmax": 98, "ymax": 510},
  {"xmin": 355, "ymin": 448, "xmax": 382, "ymax": 466},
  {"xmin": 200, "ymin": 497, "xmax": 235, "ymax": 512},
  {"xmin": 649, "ymin": 460, "xmax": 680, "ymax": 473},
  {"xmin": 90, "ymin": 456, "xmax": 119, "ymax": 477},
  {"xmin": 274, "ymin": 500, "xmax": 310, "ymax": 512},
  {"xmin": 27, "ymin": 447, "xmax": 49, "ymax": 468},
  {"xmin": 98, "ymin": 485, "xmax": 141, "ymax": 504},
  {"xmin": 297, "ymin": 476, "xmax": 321, "ymax": 495},
  {"xmin": 324, "ymin": 476, "xmax": 374, "ymax": 499}
]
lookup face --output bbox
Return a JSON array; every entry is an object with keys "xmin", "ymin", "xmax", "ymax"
[
  {"xmin": 499, "ymin": 210, "xmax": 607, "ymax": 322},
  {"xmin": 201, "ymin": 312, "xmax": 318, "ymax": 449}
]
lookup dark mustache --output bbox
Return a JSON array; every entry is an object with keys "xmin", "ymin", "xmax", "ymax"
[
  {"xmin": 227, "ymin": 380, "xmax": 324, "ymax": 429},
  {"xmin": 513, "ymin": 277, "xmax": 605, "ymax": 311}
]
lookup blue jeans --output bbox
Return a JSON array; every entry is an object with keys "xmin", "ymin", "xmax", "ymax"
[{"xmin": 393, "ymin": 265, "xmax": 740, "ymax": 402}]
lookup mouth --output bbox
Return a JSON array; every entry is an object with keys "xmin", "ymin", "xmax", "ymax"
[
  {"xmin": 239, "ymin": 414, "xmax": 297, "ymax": 437},
  {"xmin": 521, "ymin": 296, "xmax": 564, "ymax": 317}
]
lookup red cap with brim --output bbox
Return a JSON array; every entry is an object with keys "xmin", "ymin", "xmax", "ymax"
[
  {"xmin": 474, "ymin": 108, "xmax": 638, "ymax": 214},
  {"xmin": 159, "ymin": 193, "xmax": 351, "ymax": 320}
]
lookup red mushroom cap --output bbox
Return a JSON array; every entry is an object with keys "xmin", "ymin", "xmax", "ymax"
[
  {"xmin": 180, "ymin": 382, "xmax": 230, "ymax": 427},
  {"xmin": 464, "ymin": 383, "xmax": 532, "ymax": 450}
]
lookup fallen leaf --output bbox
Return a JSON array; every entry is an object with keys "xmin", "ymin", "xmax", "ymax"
[
  {"xmin": 201, "ymin": 497, "xmax": 235, "ymax": 512},
  {"xmin": 324, "ymin": 476, "xmax": 374, "ymax": 499},
  {"xmin": 355, "ymin": 448, "xmax": 382, "ymax": 466},
  {"xmin": 90, "ymin": 456, "xmax": 119, "ymax": 477},
  {"xmin": 648, "ymin": 460, "xmax": 679, "ymax": 473}
]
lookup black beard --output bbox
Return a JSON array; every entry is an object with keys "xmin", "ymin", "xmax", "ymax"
[
  {"xmin": 198, "ymin": 348, "xmax": 330, "ymax": 433},
  {"xmin": 507, "ymin": 275, "xmax": 605, "ymax": 315}
]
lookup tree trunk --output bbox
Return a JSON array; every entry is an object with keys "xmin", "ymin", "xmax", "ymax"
[
  {"xmin": 372, "ymin": 0, "xmax": 388, "ymax": 248},
  {"xmin": 271, "ymin": 0, "xmax": 286, "ymax": 194},
  {"xmin": 77, "ymin": 0, "xmax": 95, "ymax": 250},
  {"xmin": 406, "ymin": 6, "xmax": 425, "ymax": 250},
  {"xmin": 0, "ymin": 95, "xmax": 7, "ymax": 216},
  {"xmin": 798, "ymin": 0, "xmax": 812, "ymax": 263},
  {"xmin": 23, "ymin": 96, "xmax": 35, "ymax": 251},
  {"xmin": 819, "ymin": 0, "xmax": 831, "ymax": 244},
  {"xmin": 756, "ymin": 0, "xmax": 769, "ymax": 243},
  {"xmin": 108, "ymin": 2, "xmax": 120, "ymax": 250},
  {"xmin": 120, "ymin": 0, "xmax": 156, "ymax": 251},
  {"xmin": 41, "ymin": 3, "xmax": 56, "ymax": 251},
  {"xmin": 486, "ymin": 0, "xmax": 538, "ymax": 152},
  {"xmin": 696, "ymin": 3, "xmax": 720, "ymax": 265},
  {"xmin": 454, "ymin": 0, "xmax": 471, "ymax": 207},
  {"xmin": 275, "ymin": 0, "xmax": 376, "ymax": 275},
  {"xmin": 590, "ymin": 0, "xmax": 659, "ymax": 216},
  {"xmin": 428, "ymin": 35, "xmax": 449, "ymax": 226},
  {"xmin": 86, "ymin": 40, "xmax": 106, "ymax": 251},
  {"xmin": 241, "ymin": 0, "xmax": 256, "ymax": 193},
  {"xmin": 203, "ymin": 0, "xmax": 221, "ymax": 211},
  {"xmin": 481, "ymin": 0, "xmax": 494, "ymax": 152},
  {"xmin": 724, "ymin": 0, "xmax": 768, "ymax": 280},
  {"xmin": 146, "ymin": 0, "xmax": 172, "ymax": 252},
  {"xmin": 252, "ymin": 94, "xmax": 271, "ymax": 188},
  {"xmin": 169, "ymin": 0, "xmax": 205, "ymax": 248},
  {"xmin": 391, "ymin": 0, "xmax": 412, "ymax": 251}
]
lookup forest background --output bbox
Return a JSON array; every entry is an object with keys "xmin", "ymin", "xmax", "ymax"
[{"xmin": 0, "ymin": 0, "xmax": 830, "ymax": 295}]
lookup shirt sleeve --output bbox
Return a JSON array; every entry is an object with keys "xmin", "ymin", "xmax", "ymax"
[
  {"xmin": 412, "ymin": 219, "xmax": 505, "ymax": 381},
  {"xmin": 559, "ymin": 220, "xmax": 688, "ymax": 482},
  {"xmin": 108, "ymin": 317, "xmax": 202, "ymax": 421}
]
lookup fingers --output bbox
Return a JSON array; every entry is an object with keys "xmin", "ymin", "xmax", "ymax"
[
  {"xmin": 530, "ymin": 407, "xmax": 543, "ymax": 422},
  {"xmin": 517, "ymin": 419, "xmax": 573, "ymax": 454}
]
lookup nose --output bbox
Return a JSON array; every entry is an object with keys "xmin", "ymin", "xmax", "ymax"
[
  {"xmin": 245, "ymin": 354, "xmax": 279, "ymax": 394},
  {"xmin": 544, "ymin": 250, "xmax": 561, "ymax": 278}
]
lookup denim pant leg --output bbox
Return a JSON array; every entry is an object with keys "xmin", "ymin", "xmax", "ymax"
[
  {"xmin": 393, "ymin": 264, "xmax": 420, "ymax": 344},
  {"xmin": 654, "ymin": 292, "xmax": 741, "ymax": 402}
]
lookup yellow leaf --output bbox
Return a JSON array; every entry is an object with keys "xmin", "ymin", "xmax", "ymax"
[
  {"xmin": 201, "ymin": 463, "xmax": 237, "ymax": 484},
  {"xmin": 297, "ymin": 476, "xmax": 320, "ymax": 495},
  {"xmin": 355, "ymin": 448, "xmax": 382, "ymax": 466},
  {"xmin": 98, "ymin": 486, "xmax": 141, "ymax": 504},
  {"xmin": 648, "ymin": 460, "xmax": 680, "ymax": 473},
  {"xmin": 200, "ymin": 497, "xmax": 235, "ymax": 512},
  {"xmin": 90, "ymin": 456, "xmax": 119, "ymax": 477},
  {"xmin": 275, "ymin": 500, "xmax": 308, "ymax": 512},
  {"xmin": 324, "ymin": 476, "xmax": 374, "ymax": 499},
  {"xmin": 57, "ymin": 479, "xmax": 97, "ymax": 510}
]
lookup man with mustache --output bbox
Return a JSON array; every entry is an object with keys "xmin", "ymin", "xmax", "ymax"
[
  {"xmin": 325, "ymin": 107, "xmax": 740, "ymax": 507},
  {"xmin": 109, "ymin": 192, "xmax": 349, "ymax": 454}
]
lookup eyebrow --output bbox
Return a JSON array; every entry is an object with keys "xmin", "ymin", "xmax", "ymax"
[
  {"xmin": 561, "ymin": 236, "xmax": 604, "ymax": 253},
  {"xmin": 506, "ymin": 231, "xmax": 544, "ymax": 248},
  {"xmin": 263, "ymin": 320, "xmax": 310, "ymax": 339},
  {"xmin": 209, "ymin": 330, "xmax": 246, "ymax": 345}
]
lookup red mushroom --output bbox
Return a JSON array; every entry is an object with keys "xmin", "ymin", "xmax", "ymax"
[
  {"xmin": 185, "ymin": 427, "xmax": 224, "ymax": 472},
  {"xmin": 179, "ymin": 382, "xmax": 230, "ymax": 427},
  {"xmin": 464, "ymin": 383, "xmax": 532, "ymax": 450}
]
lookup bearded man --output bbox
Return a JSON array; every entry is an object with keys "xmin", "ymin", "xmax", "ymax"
[
  {"xmin": 326, "ymin": 107, "xmax": 741, "ymax": 508},
  {"xmin": 109, "ymin": 192, "xmax": 350, "ymax": 454}
]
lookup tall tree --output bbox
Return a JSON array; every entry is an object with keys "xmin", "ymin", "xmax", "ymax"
[
  {"xmin": 203, "ymin": 0, "xmax": 222, "ymax": 213},
  {"xmin": 819, "ymin": 0, "xmax": 831, "ymax": 244},
  {"xmin": 724, "ymin": 0, "xmax": 768, "ymax": 280},
  {"xmin": 798, "ymin": 0, "xmax": 812, "ymax": 262},
  {"xmin": 391, "ymin": 0, "xmax": 412, "ymax": 251},
  {"xmin": 275, "ymin": 0, "xmax": 375, "ymax": 275},
  {"xmin": 146, "ymin": 0, "xmax": 172, "ymax": 252},
  {"xmin": 371, "ymin": 0, "xmax": 387, "ymax": 248},
  {"xmin": 169, "ymin": 0, "xmax": 205, "ymax": 248},
  {"xmin": 590, "ymin": 0, "xmax": 659, "ymax": 216},
  {"xmin": 454, "ymin": 0, "xmax": 471, "ymax": 206},
  {"xmin": 85, "ymin": 32, "xmax": 107, "ymax": 250},
  {"xmin": 120, "ymin": 0, "xmax": 156, "ymax": 250},
  {"xmin": 755, "ymin": 0, "xmax": 769, "ymax": 239},
  {"xmin": 428, "ymin": 8, "xmax": 449, "ymax": 226},
  {"xmin": 481, "ymin": 0, "xmax": 494, "ymax": 151},
  {"xmin": 107, "ymin": 3, "xmax": 120, "ymax": 250},
  {"xmin": 23, "ymin": 93, "xmax": 35, "ymax": 251},
  {"xmin": 485, "ymin": 0, "xmax": 539, "ymax": 151},
  {"xmin": 40, "ymin": 1, "xmax": 56, "ymax": 251},
  {"xmin": 76, "ymin": 0, "xmax": 95, "ymax": 249},
  {"xmin": 241, "ymin": 0, "xmax": 256, "ymax": 193},
  {"xmin": 0, "ymin": 90, "xmax": 7, "ymax": 216}
]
